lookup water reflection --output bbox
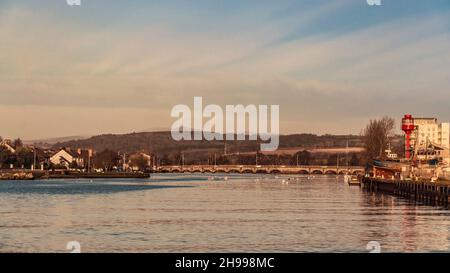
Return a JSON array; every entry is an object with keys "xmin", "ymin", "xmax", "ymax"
[
  {"xmin": 0, "ymin": 174, "xmax": 449, "ymax": 252},
  {"xmin": 0, "ymin": 179, "xmax": 190, "ymax": 195}
]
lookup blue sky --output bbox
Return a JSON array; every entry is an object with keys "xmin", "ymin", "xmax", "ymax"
[{"xmin": 0, "ymin": 0, "xmax": 449, "ymax": 139}]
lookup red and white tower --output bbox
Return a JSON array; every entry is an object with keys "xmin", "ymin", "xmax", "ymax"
[{"xmin": 401, "ymin": 114, "xmax": 415, "ymax": 160}]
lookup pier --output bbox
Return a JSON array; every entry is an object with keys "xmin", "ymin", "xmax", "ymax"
[
  {"xmin": 362, "ymin": 177, "xmax": 450, "ymax": 206},
  {"xmin": 155, "ymin": 165, "xmax": 365, "ymax": 175}
]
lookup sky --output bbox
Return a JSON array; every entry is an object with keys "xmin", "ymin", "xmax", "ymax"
[{"xmin": 0, "ymin": 0, "xmax": 449, "ymax": 140}]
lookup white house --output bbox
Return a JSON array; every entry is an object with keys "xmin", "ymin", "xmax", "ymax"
[
  {"xmin": 50, "ymin": 148, "xmax": 87, "ymax": 168},
  {"xmin": 410, "ymin": 117, "xmax": 450, "ymax": 165},
  {"xmin": 412, "ymin": 118, "xmax": 450, "ymax": 149},
  {"xmin": 0, "ymin": 139, "xmax": 16, "ymax": 153}
]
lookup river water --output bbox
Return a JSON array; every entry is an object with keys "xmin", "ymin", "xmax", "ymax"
[{"xmin": 0, "ymin": 174, "xmax": 449, "ymax": 253}]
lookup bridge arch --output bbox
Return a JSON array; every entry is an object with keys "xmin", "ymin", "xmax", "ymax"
[{"xmin": 156, "ymin": 165, "xmax": 365, "ymax": 175}]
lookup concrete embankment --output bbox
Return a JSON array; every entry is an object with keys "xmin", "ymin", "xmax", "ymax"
[
  {"xmin": 0, "ymin": 171, "xmax": 150, "ymax": 180},
  {"xmin": 0, "ymin": 171, "xmax": 35, "ymax": 180},
  {"xmin": 43, "ymin": 172, "xmax": 150, "ymax": 179}
]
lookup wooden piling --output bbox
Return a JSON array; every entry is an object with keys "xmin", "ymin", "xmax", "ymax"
[{"xmin": 362, "ymin": 177, "xmax": 450, "ymax": 207}]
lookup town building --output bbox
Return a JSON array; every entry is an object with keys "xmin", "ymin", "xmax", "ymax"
[
  {"xmin": 412, "ymin": 118, "xmax": 450, "ymax": 149},
  {"xmin": 410, "ymin": 117, "xmax": 450, "ymax": 165},
  {"xmin": 126, "ymin": 152, "xmax": 152, "ymax": 171},
  {"xmin": 0, "ymin": 139, "xmax": 16, "ymax": 153},
  {"xmin": 50, "ymin": 148, "xmax": 93, "ymax": 169}
]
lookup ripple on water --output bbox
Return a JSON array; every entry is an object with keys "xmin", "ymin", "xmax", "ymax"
[{"xmin": 0, "ymin": 174, "xmax": 450, "ymax": 252}]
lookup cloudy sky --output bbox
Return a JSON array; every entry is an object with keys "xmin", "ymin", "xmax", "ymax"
[{"xmin": 1, "ymin": 0, "xmax": 449, "ymax": 139}]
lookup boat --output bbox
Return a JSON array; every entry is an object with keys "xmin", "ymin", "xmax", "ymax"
[
  {"xmin": 347, "ymin": 175, "xmax": 361, "ymax": 186},
  {"xmin": 344, "ymin": 173, "xmax": 360, "ymax": 185},
  {"xmin": 373, "ymin": 159, "xmax": 404, "ymax": 169},
  {"xmin": 344, "ymin": 174, "xmax": 350, "ymax": 183}
]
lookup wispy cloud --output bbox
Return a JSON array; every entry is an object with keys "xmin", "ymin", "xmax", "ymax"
[{"xmin": 0, "ymin": 0, "xmax": 449, "ymax": 139}]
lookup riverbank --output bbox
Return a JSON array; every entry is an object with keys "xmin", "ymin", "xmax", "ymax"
[
  {"xmin": 2, "ymin": 174, "xmax": 449, "ymax": 252},
  {"xmin": 0, "ymin": 171, "xmax": 35, "ymax": 180},
  {"xmin": 0, "ymin": 170, "xmax": 150, "ymax": 180}
]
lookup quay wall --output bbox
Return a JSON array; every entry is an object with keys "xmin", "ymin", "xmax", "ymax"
[
  {"xmin": 0, "ymin": 170, "xmax": 150, "ymax": 180},
  {"xmin": 0, "ymin": 170, "xmax": 35, "ymax": 180},
  {"xmin": 362, "ymin": 177, "xmax": 450, "ymax": 207}
]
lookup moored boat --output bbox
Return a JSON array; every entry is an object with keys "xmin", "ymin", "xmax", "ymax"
[{"xmin": 347, "ymin": 175, "xmax": 361, "ymax": 186}]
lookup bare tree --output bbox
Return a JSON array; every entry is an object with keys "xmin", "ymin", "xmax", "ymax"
[
  {"xmin": 13, "ymin": 138, "xmax": 23, "ymax": 148},
  {"xmin": 363, "ymin": 116, "xmax": 395, "ymax": 161},
  {"xmin": 129, "ymin": 155, "xmax": 150, "ymax": 171},
  {"xmin": 93, "ymin": 149, "xmax": 120, "ymax": 171},
  {"xmin": 0, "ymin": 146, "xmax": 12, "ymax": 168}
]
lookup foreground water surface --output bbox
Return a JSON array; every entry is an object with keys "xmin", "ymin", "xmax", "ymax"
[{"xmin": 0, "ymin": 174, "xmax": 449, "ymax": 252}]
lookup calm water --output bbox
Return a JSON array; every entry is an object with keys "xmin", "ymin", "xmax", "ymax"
[{"xmin": 1, "ymin": 174, "xmax": 450, "ymax": 253}]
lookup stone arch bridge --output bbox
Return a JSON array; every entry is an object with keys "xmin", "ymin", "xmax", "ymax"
[{"xmin": 155, "ymin": 165, "xmax": 364, "ymax": 175}]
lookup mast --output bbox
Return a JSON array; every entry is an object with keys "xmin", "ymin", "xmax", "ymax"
[{"xmin": 346, "ymin": 137, "xmax": 349, "ymax": 168}]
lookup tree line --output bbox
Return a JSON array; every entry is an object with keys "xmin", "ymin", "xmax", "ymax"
[
  {"xmin": 156, "ymin": 150, "xmax": 364, "ymax": 167},
  {"xmin": 0, "ymin": 143, "xmax": 150, "ymax": 171},
  {"xmin": 1, "ymin": 116, "xmax": 403, "ymax": 170}
]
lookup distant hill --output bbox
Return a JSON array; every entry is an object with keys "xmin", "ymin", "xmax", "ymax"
[
  {"xmin": 52, "ymin": 131, "xmax": 368, "ymax": 155},
  {"xmin": 25, "ymin": 135, "xmax": 91, "ymax": 147},
  {"xmin": 50, "ymin": 131, "xmax": 404, "ymax": 165}
]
